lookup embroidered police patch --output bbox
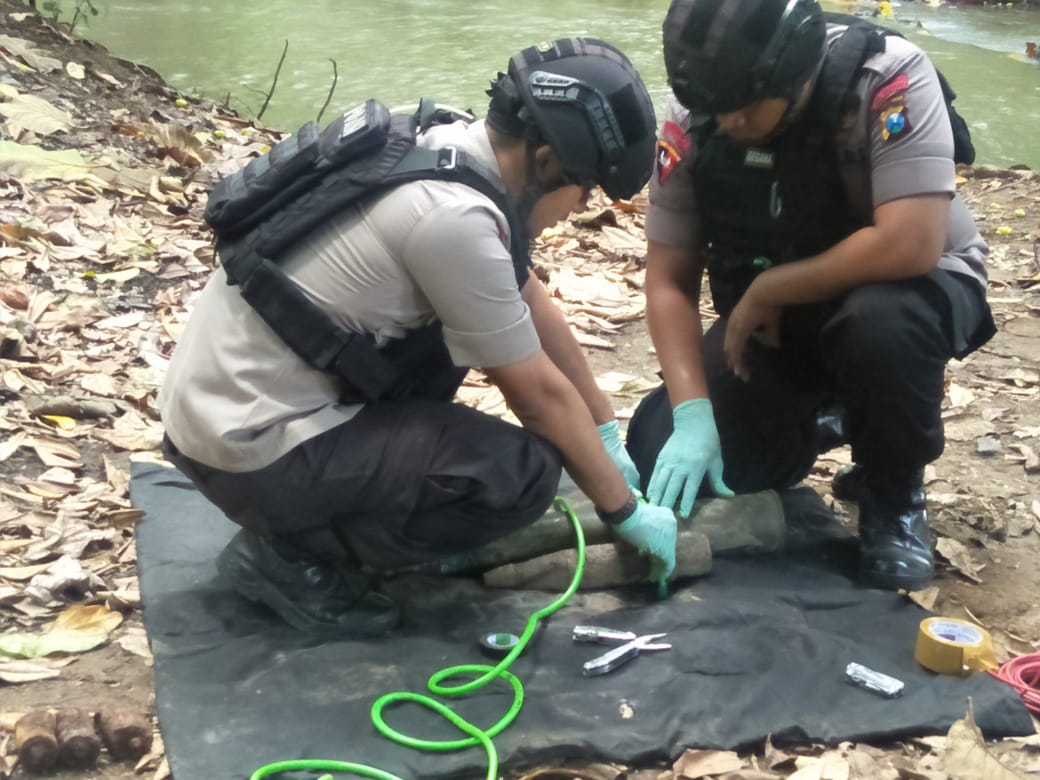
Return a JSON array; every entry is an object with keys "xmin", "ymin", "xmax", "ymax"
[
  {"xmin": 881, "ymin": 107, "xmax": 910, "ymax": 140},
  {"xmin": 656, "ymin": 119, "xmax": 691, "ymax": 185},
  {"xmin": 872, "ymin": 73, "xmax": 912, "ymax": 143}
]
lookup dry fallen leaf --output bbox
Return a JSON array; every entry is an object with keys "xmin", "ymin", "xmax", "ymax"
[
  {"xmin": 91, "ymin": 423, "xmax": 165, "ymax": 452},
  {"xmin": 0, "ymin": 656, "xmax": 74, "ymax": 684},
  {"xmin": 575, "ymin": 330, "xmax": 615, "ymax": 349},
  {"xmin": 148, "ymin": 121, "xmax": 213, "ymax": 167},
  {"xmin": 0, "ymin": 34, "xmax": 62, "ymax": 72},
  {"xmin": 116, "ymin": 624, "xmax": 153, "ymax": 661},
  {"xmin": 1010, "ymin": 443, "xmax": 1040, "ymax": 474},
  {"xmin": 908, "ymin": 586, "xmax": 941, "ymax": 612},
  {"xmin": 596, "ymin": 371, "xmax": 661, "ymax": 398},
  {"xmin": 935, "ymin": 537, "xmax": 986, "ymax": 583},
  {"xmin": 0, "ymin": 282, "xmax": 31, "ymax": 310},
  {"xmin": 0, "ymin": 139, "xmax": 110, "ymax": 184},
  {"xmin": 28, "ymin": 436, "xmax": 81, "ymax": 468},
  {"xmin": 843, "ymin": 745, "xmax": 901, "ymax": 780},
  {"xmin": 595, "ymin": 371, "xmax": 638, "ymax": 392},
  {"xmin": 24, "ymin": 555, "xmax": 106, "ymax": 605},
  {"xmin": 0, "ymin": 92, "xmax": 74, "ymax": 136},
  {"xmin": 0, "ymin": 431, "xmax": 27, "ymax": 462},
  {"xmin": 945, "ymin": 702, "xmax": 1030, "ymax": 779},
  {"xmin": 553, "ymin": 266, "xmax": 630, "ymax": 307},
  {"xmin": 948, "ymin": 383, "xmax": 976, "ymax": 408},
  {"xmin": 1000, "ymin": 368, "xmax": 1040, "ymax": 387},
  {"xmin": 789, "ymin": 754, "xmax": 851, "ymax": 780},
  {"xmin": 763, "ymin": 735, "xmax": 797, "ymax": 770},
  {"xmin": 52, "ymin": 602, "xmax": 124, "ymax": 633},
  {"xmin": 0, "ymin": 562, "xmax": 51, "ymax": 581},
  {"xmin": 673, "ymin": 749, "xmax": 745, "ymax": 778}
]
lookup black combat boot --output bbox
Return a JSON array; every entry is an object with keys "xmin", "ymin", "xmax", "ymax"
[
  {"xmin": 833, "ymin": 464, "xmax": 928, "ymax": 506},
  {"xmin": 856, "ymin": 471, "xmax": 933, "ymax": 591},
  {"xmin": 216, "ymin": 529, "xmax": 400, "ymax": 636}
]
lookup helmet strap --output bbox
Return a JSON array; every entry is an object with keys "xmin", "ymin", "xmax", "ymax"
[
  {"xmin": 761, "ymin": 60, "xmax": 824, "ymax": 142},
  {"xmin": 489, "ymin": 73, "xmax": 569, "ymax": 225},
  {"xmin": 486, "ymin": 73, "xmax": 528, "ymax": 137},
  {"xmin": 516, "ymin": 127, "xmax": 566, "ymax": 227}
]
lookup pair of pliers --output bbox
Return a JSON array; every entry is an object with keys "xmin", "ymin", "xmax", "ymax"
[{"xmin": 572, "ymin": 625, "xmax": 672, "ymax": 676}]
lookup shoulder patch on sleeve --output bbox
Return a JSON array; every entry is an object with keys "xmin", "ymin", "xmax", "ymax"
[
  {"xmin": 656, "ymin": 119, "xmax": 692, "ymax": 186},
  {"xmin": 871, "ymin": 73, "xmax": 909, "ymax": 111},
  {"xmin": 872, "ymin": 73, "xmax": 912, "ymax": 143}
]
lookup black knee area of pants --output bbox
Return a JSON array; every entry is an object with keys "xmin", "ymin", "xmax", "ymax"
[
  {"xmin": 626, "ymin": 384, "xmax": 673, "ymax": 496},
  {"xmin": 821, "ymin": 283, "xmax": 945, "ymax": 373},
  {"xmin": 820, "ymin": 281, "xmax": 950, "ymax": 475}
]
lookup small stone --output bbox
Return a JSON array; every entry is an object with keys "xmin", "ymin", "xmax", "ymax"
[{"xmin": 976, "ymin": 436, "xmax": 1002, "ymax": 456}]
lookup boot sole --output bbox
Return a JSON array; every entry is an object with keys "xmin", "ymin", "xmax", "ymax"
[{"xmin": 858, "ymin": 565, "xmax": 934, "ymax": 592}]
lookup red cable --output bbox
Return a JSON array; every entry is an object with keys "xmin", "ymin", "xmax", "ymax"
[{"xmin": 990, "ymin": 653, "xmax": 1040, "ymax": 715}]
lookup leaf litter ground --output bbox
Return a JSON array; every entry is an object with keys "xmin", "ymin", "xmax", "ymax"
[{"xmin": 1, "ymin": 3, "xmax": 1039, "ymax": 778}]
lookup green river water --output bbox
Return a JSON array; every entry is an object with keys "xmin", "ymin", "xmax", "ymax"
[{"xmin": 69, "ymin": 0, "xmax": 1040, "ymax": 168}]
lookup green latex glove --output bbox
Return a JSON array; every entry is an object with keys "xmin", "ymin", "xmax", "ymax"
[
  {"xmin": 647, "ymin": 398, "xmax": 733, "ymax": 518},
  {"xmin": 597, "ymin": 419, "xmax": 641, "ymax": 492},
  {"xmin": 613, "ymin": 498, "xmax": 678, "ymax": 586}
]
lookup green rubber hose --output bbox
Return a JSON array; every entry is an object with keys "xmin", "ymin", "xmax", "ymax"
[{"xmin": 249, "ymin": 495, "xmax": 586, "ymax": 780}]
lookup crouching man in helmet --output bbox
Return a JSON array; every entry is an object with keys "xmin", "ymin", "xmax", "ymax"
[
  {"xmin": 627, "ymin": 0, "xmax": 996, "ymax": 591},
  {"xmin": 159, "ymin": 38, "xmax": 675, "ymax": 635}
]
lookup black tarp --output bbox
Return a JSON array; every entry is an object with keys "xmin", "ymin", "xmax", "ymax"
[{"xmin": 131, "ymin": 463, "xmax": 1033, "ymax": 780}]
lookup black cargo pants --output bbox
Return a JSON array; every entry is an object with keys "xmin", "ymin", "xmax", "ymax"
[
  {"xmin": 627, "ymin": 270, "xmax": 994, "ymax": 495},
  {"xmin": 163, "ymin": 401, "xmax": 562, "ymax": 571}
]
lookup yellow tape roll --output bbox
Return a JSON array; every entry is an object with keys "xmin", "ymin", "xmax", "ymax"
[{"xmin": 915, "ymin": 617, "xmax": 998, "ymax": 676}]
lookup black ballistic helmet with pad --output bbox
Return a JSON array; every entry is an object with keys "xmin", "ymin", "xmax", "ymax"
[
  {"xmin": 489, "ymin": 38, "xmax": 657, "ymax": 201},
  {"xmin": 664, "ymin": 0, "xmax": 826, "ymax": 115}
]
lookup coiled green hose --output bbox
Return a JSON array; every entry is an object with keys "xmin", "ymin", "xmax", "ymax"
[{"xmin": 249, "ymin": 495, "xmax": 586, "ymax": 780}]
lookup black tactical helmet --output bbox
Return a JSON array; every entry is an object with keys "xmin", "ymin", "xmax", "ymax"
[
  {"xmin": 663, "ymin": 0, "xmax": 826, "ymax": 116},
  {"xmin": 487, "ymin": 38, "xmax": 657, "ymax": 201}
]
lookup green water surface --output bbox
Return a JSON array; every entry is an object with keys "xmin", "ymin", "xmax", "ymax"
[{"xmin": 69, "ymin": 0, "xmax": 1040, "ymax": 168}]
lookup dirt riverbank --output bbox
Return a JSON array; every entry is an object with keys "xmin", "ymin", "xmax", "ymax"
[{"xmin": 1, "ymin": 3, "xmax": 1038, "ymax": 778}]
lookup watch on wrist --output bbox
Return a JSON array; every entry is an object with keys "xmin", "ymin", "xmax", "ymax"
[{"xmin": 596, "ymin": 491, "xmax": 639, "ymax": 526}]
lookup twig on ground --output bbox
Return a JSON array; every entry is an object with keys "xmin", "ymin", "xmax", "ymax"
[
  {"xmin": 257, "ymin": 40, "xmax": 288, "ymax": 121},
  {"xmin": 316, "ymin": 59, "xmax": 338, "ymax": 125}
]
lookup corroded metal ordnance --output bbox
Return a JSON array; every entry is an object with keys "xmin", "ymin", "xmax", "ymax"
[
  {"xmin": 439, "ymin": 479, "xmax": 784, "ymax": 575},
  {"xmin": 483, "ymin": 530, "xmax": 713, "ymax": 590},
  {"xmin": 95, "ymin": 708, "xmax": 153, "ymax": 762},
  {"xmin": 56, "ymin": 707, "xmax": 100, "ymax": 769},
  {"xmin": 15, "ymin": 710, "xmax": 58, "ymax": 774}
]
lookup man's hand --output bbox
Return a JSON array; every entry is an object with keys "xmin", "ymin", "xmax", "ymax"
[
  {"xmin": 647, "ymin": 398, "xmax": 733, "ymax": 518},
  {"xmin": 613, "ymin": 499, "xmax": 679, "ymax": 585},
  {"xmin": 724, "ymin": 283, "xmax": 781, "ymax": 381},
  {"xmin": 597, "ymin": 420, "xmax": 641, "ymax": 492}
]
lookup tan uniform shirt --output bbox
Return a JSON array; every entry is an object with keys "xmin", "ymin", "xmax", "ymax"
[
  {"xmin": 160, "ymin": 119, "xmax": 540, "ymax": 472},
  {"xmin": 646, "ymin": 28, "xmax": 988, "ymax": 290}
]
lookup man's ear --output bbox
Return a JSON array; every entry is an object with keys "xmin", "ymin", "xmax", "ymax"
[{"xmin": 533, "ymin": 144, "xmax": 562, "ymax": 180}]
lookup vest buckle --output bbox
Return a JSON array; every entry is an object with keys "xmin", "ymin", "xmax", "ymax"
[{"xmin": 437, "ymin": 146, "xmax": 458, "ymax": 171}]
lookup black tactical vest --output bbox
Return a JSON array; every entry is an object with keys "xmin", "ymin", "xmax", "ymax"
[
  {"xmin": 693, "ymin": 111, "xmax": 861, "ymax": 316},
  {"xmin": 692, "ymin": 15, "xmax": 973, "ymax": 317},
  {"xmin": 205, "ymin": 99, "xmax": 530, "ymax": 403}
]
